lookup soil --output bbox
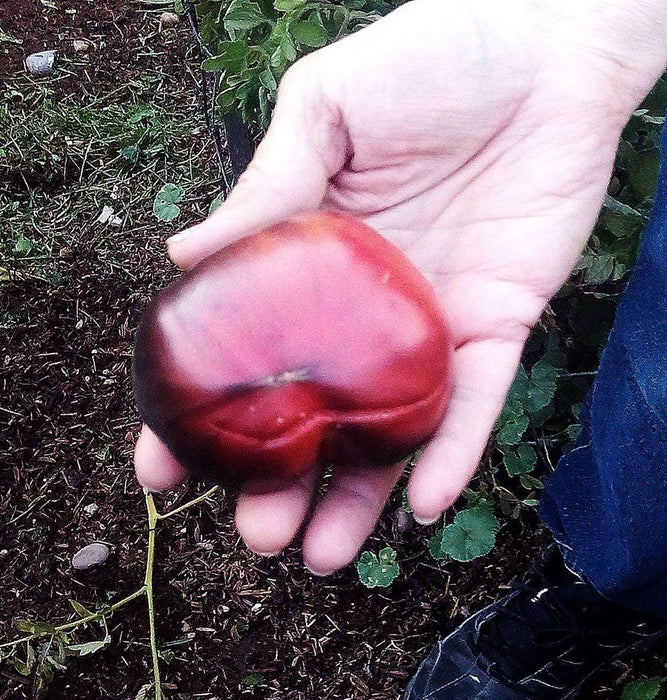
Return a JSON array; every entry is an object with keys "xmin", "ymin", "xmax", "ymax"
[{"xmin": 1, "ymin": 1, "xmax": 665, "ymax": 699}]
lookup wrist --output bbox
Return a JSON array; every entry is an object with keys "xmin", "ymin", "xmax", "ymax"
[{"xmin": 536, "ymin": 0, "xmax": 667, "ymax": 112}]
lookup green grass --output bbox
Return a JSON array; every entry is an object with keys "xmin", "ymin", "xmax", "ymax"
[{"xmin": 0, "ymin": 51, "xmax": 219, "ymax": 285}]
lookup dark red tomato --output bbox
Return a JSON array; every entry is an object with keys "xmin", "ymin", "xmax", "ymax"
[{"xmin": 133, "ymin": 212, "xmax": 453, "ymax": 485}]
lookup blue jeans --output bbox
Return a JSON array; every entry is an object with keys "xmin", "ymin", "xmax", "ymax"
[{"xmin": 540, "ymin": 119, "xmax": 667, "ymax": 619}]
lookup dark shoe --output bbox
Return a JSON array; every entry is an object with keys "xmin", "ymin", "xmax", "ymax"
[{"xmin": 404, "ymin": 545, "xmax": 666, "ymax": 699}]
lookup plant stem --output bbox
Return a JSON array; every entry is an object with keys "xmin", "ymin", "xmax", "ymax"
[
  {"xmin": 0, "ymin": 587, "xmax": 147, "ymax": 651},
  {"xmin": 144, "ymin": 490, "xmax": 163, "ymax": 700},
  {"xmin": 1, "ymin": 485, "xmax": 220, "ymax": 700},
  {"xmin": 158, "ymin": 486, "xmax": 218, "ymax": 520}
]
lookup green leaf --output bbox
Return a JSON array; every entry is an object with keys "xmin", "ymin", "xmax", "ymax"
[
  {"xmin": 427, "ymin": 529, "xmax": 448, "ymax": 561},
  {"xmin": 496, "ymin": 413, "xmax": 529, "ymax": 446},
  {"xmin": 356, "ymin": 547, "xmax": 399, "ymax": 587},
  {"xmin": 31, "ymin": 621, "xmax": 57, "ymax": 634},
  {"xmin": 505, "ymin": 365, "xmax": 530, "ymax": 406},
  {"xmin": 440, "ymin": 505, "xmax": 499, "ymax": 562},
  {"xmin": 527, "ymin": 356, "xmax": 558, "ymax": 414},
  {"xmin": 159, "ymin": 649, "xmax": 175, "ymax": 664},
  {"xmin": 14, "ymin": 233, "xmax": 33, "ymax": 255},
  {"xmin": 68, "ymin": 633, "xmax": 110, "ymax": 656},
  {"xmin": 503, "ymin": 444, "xmax": 537, "ymax": 476},
  {"xmin": 519, "ymin": 473, "xmax": 544, "ymax": 490},
  {"xmin": 0, "ymin": 29, "xmax": 23, "ymax": 44},
  {"xmin": 153, "ymin": 183, "xmax": 184, "ymax": 222},
  {"xmin": 259, "ymin": 67, "xmax": 277, "ymax": 90},
  {"xmin": 202, "ymin": 41, "xmax": 250, "ymax": 74},
  {"xmin": 604, "ymin": 194, "xmax": 641, "ymax": 217},
  {"xmin": 621, "ymin": 677, "xmax": 663, "ymax": 700},
  {"xmin": 224, "ymin": 0, "xmax": 267, "ymax": 33},
  {"xmin": 120, "ymin": 143, "xmax": 140, "ymax": 165},
  {"xmin": 274, "ymin": 0, "xmax": 305, "ymax": 10},
  {"xmin": 15, "ymin": 619, "xmax": 37, "ymax": 633},
  {"xmin": 127, "ymin": 103, "xmax": 154, "ymax": 123},
  {"xmin": 70, "ymin": 599, "xmax": 94, "ymax": 619},
  {"xmin": 279, "ymin": 31, "xmax": 297, "ymax": 61},
  {"xmin": 290, "ymin": 15, "xmax": 329, "ymax": 48},
  {"xmin": 208, "ymin": 191, "xmax": 225, "ymax": 216},
  {"xmin": 243, "ymin": 672, "xmax": 265, "ymax": 686},
  {"xmin": 13, "ymin": 656, "xmax": 34, "ymax": 676},
  {"xmin": 584, "ymin": 253, "xmax": 616, "ymax": 284},
  {"xmin": 13, "ymin": 644, "xmax": 35, "ymax": 675},
  {"xmin": 216, "ymin": 88, "xmax": 237, "ymax": 113},
  {"xmin": 134, "ymin": 684, "xmax": 154, "ymax": 700}
]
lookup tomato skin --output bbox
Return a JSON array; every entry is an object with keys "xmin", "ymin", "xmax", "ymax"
[{"xmin": 133, "ymin": 212, "xmax": 453, "ymax": 484}]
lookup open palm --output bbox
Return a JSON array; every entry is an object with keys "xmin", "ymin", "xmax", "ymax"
[{"xmin": 135, "ymin": 0, "xmax": 661, "ymax": 574}]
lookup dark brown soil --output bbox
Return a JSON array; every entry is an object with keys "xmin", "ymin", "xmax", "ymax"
[
  {"xmin": 1, "ymin": 2, "xmax": 665, "ymax": 699},
  {"xmin": 1, "ymin": 0, "xmax": 131, "ymax": 80}
]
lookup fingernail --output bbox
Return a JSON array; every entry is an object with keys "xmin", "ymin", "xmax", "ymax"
[
  {"xmin": 414, "ymin": 514, "xmax": 440, "ymax": 525},
  {"xmin": 305, "ymin": 565, "xmax": 331, "ymax": 577},
  {"xmin": 254, "ymin": 550, "xmax": 280, "ymax": 558},
  {"xmin": 166, "ymin": 232, "xmax": 187, "ymax": 244}
]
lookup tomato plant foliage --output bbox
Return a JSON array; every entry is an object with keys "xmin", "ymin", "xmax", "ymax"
[{"xmin": 193, "ymin": 0, "xmax": 406, "ymax": 126}]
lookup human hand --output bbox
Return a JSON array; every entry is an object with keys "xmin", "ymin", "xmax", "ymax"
[{"xmin": 135, "ymin": 0, "xmax": 667, "ymax": 574}]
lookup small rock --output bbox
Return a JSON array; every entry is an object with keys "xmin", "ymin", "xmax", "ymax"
[
  {"xmin": 393, "ymin": 508, "xmax": 414, "ymax": 534},
  {"xmin": 83, "ymin": 503, "xmax": 99, "ymax": 517},
  {"xmin": 160, "ymin": 12, "xmax": 180, "ymax": 28},
  {"xmin": 73, "ymin": 40, "xmax": 89, "ymax": 53},
  {"xmin": 72, "ymin": 542, "xmax": 109, "ymax": 570},
  {"xmin": 25, "ymin": 50, "xmax": 56, "ymax": 77}
]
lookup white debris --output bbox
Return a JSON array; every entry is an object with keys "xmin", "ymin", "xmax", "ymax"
[
  {"xmin": 97, "ymin": 205, "xmax": 122, "ymax": 227},
  {"xmin": 83, "ymin": 503, "xmax": 99, "ymax": 517}
]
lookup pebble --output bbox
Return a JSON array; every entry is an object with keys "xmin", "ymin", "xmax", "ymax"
[
  {"xmin": 394, "ymin": 508, "xmax": 414, "ymax": 534},
  {"xmin": 72, "ymin": 542, "xmax": 109, "ymax": 570},
  {"xmin": 25, "ymin": 50, "xmax": 56, "ymax": 77},
  {"xmin": 73, "ymin": 40, "xmax": 89, "ymax": 53}
]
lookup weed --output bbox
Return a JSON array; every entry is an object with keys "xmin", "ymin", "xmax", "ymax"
[{"xmin": 0, "ymin": 486, "xmax": 219, "ymax": 700}]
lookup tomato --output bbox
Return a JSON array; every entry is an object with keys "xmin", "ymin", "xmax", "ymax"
[{"xmin": 132, "ymin": 212, "xmax": 453, "ymax": 484}]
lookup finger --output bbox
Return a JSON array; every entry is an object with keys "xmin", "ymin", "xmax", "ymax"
[
  {"xmin": 408, "ymin": 338, "xmax": 525, "ymax": 523},
  {"xmin": 134, "ymin": 425, "xmax": 189, "ymax": 492},
  {"xmin": 235, "ymin": 469, "xmax": 320, "ymax": 556},
  {"xmin": 301, "ymin": 461, "xmax": 405, "ymax": 576},
  {"xmin": 167, "ymin": 58, "xmax": 349, "ymax": 270}
]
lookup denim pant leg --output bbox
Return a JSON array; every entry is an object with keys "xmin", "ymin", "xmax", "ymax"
[{"xmin": 540, "ymin": 121, "xmax": 667, "ymax": 619}]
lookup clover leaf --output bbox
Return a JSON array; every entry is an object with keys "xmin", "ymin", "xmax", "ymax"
[
  {"xmin": 357, "ymin": 547, "xmax": 399, "ymax": 588},
  {"xmin": 440, "ymin": 505, "xmax": 499, "ymax": 562},
  {"xmin": 153, "ymin": 183, "xmax": 184, "ymax": 222}
]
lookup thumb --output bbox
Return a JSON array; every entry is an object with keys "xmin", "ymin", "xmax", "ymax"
[{"xmin": 167, "ymin": 59, "xmax": 348, "ymax": 270}]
